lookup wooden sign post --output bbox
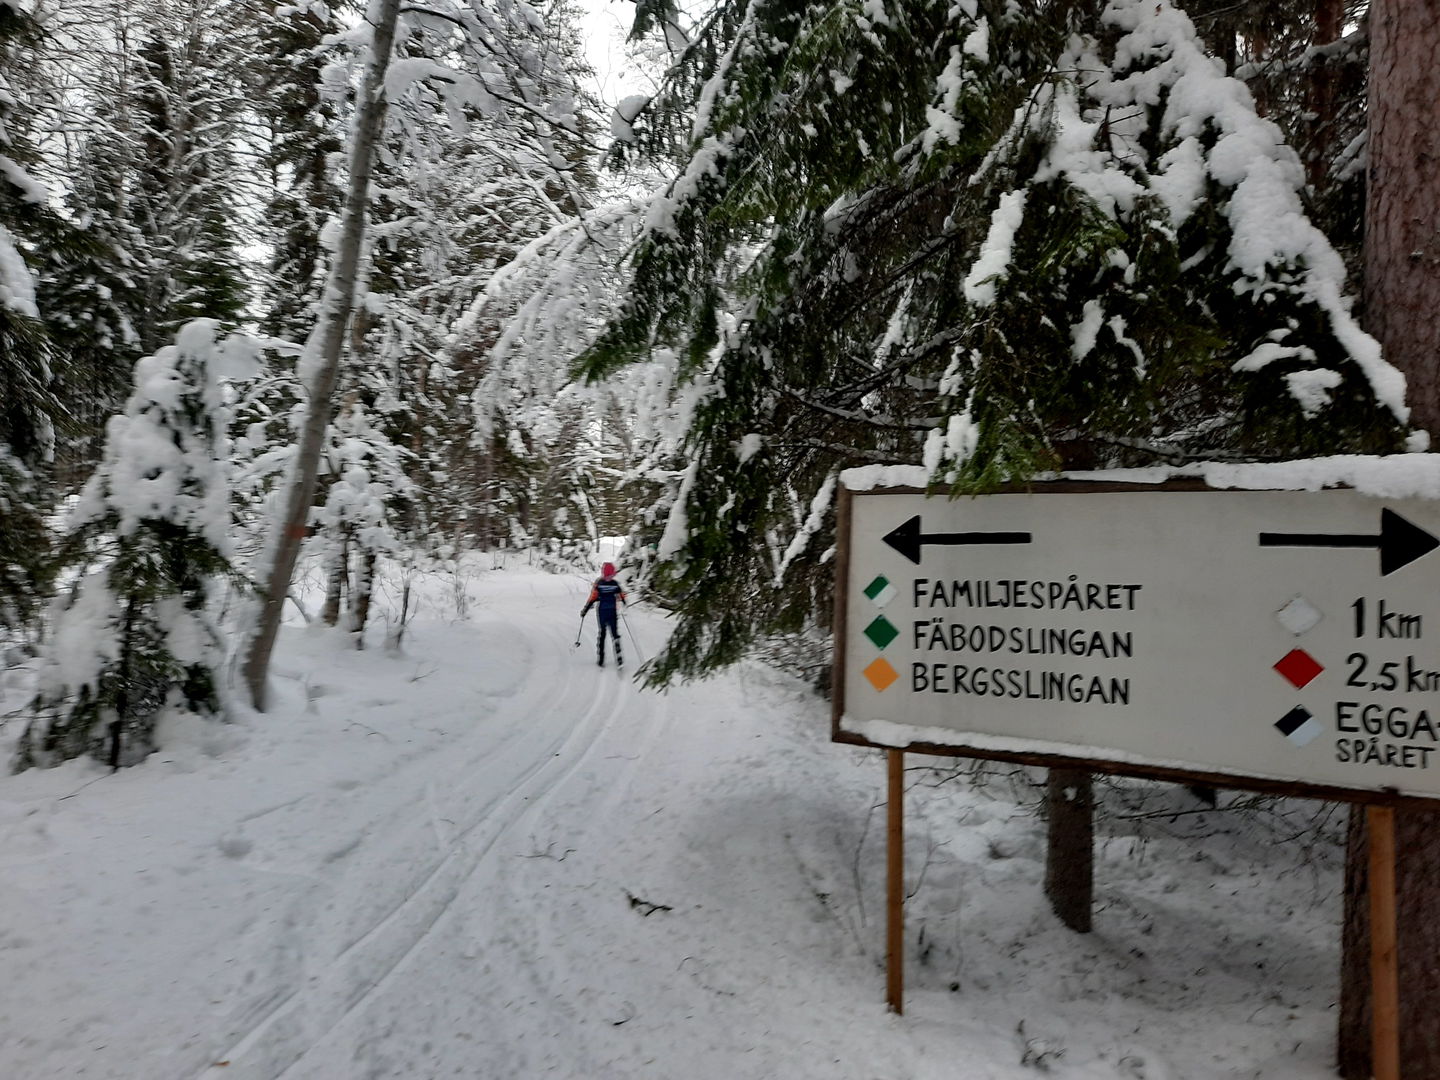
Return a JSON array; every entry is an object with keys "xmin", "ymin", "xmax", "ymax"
[
  {"xmin": 887, "ymin": 749, "xmax": 904, "ymax": 1014},
  {"xmin": 833, "ymin": 478, "xmax": 1440, "ymax": 1055}
]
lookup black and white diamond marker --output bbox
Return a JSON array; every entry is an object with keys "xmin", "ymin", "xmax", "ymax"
[{"xmin": 1275, "ymin": 705, "xmax": 1323, "ymax": 747}]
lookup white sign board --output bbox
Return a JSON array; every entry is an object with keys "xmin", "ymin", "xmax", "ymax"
[{"xmin": 834, "ymin": 485, "xmax": 1440, "ymax": 801}]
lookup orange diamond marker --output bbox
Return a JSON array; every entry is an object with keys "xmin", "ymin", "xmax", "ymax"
[{"xmin": 863, "ymin": 656, "xmax": 899, "ymax": 692}]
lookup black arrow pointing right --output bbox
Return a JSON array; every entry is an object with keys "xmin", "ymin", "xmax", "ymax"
[{"xmin": 1258, "ymin": 508, "xmax": 1440, "ymax": 576}]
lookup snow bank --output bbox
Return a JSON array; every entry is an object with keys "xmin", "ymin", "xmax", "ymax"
[{"xmin": 0, "ymin": 561, "xmax": 1351, "ymax": 1079}]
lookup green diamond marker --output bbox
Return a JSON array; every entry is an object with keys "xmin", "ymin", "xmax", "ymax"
[
  {"xmin": 864, "ymin": 615, "xmax": 900, "ymax": 650},
  {"xmin": 864, "ymin": 575, "xmax": 898, "ymax": 608}
]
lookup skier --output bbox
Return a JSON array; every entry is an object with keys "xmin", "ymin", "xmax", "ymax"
[{"xmin": 582, "ymin": 562, "xmax": 626, "ymax": 668}]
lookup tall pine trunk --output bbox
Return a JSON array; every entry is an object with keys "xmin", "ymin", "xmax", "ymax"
[
  {"xmin": 242, "ymin": 0, "xmax": 402, "ymax": 709},
  {"xmin": 1338, "ymin": 2, "xmax": 1440, "ymax": 1075},
  {"xmin": 1304, "ymin": 0, "xmax": 1344, "ymax": 189}
]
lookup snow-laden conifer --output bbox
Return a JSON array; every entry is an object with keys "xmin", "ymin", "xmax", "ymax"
[
  {"xmin": 311, "ymin": 395, "xmax": 415, "ymax": 640},
  {"xmin": 258, "ymin": 0, "xmax": 344, "ymax": 341},
  {"xmin": 579, "ymin": 0, "xmax": 1414, "ymax": 683},
  {"xmin": 0, "ymin": 0, "xmax": 60, "ymax": 630},
  {"xmin": 338, "ymin": 0, "xmax": 613, "ymax": 554},
  {"xmin": 127, "ymin": 21, "xmax": 251, "ymax": 353},
  {"xmin": 34, "ymin": 0, "xmax": 256, "ymax": 481},
  {"xmin": 41, "ymin": 134, "xmax": 147, "ymax": 476},
  {"xmin": 17, "ymin": 320, "xmax": 259, "ymax": 770},
  {"xmin": 931, "ymin": 0, "xmax": 1411, "ymax": 483}
]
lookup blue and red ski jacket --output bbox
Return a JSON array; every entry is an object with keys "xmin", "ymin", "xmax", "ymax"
[{"xmin": 583, "ymin": 577, "xmax": 626, "ymax": 621}]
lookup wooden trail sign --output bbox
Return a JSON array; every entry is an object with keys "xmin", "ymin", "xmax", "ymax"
[
  {"xmin": 834, "ymin": 482, "xmax": 1440, "ymax": 803},
  {"xmin": 831, "ymin": 479, "xmax": 1440, "ymax": 1073}
]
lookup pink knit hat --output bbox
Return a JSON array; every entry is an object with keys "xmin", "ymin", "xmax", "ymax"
[{"xmin": 602, "ymin": 562, "xmax": 616, "ymax": 577}]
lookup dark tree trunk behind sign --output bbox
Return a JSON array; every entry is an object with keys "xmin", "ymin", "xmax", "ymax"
[
  {"xmin": 1045, "ymin": 768, "xmax": 1094, "ymax": 933},
  {"xmin": 1339, "ymin": 2, "xmax": 1440, "ymax": 1075},
  {"xmin": 1304, "ymin": 0, "xmax": 1345, "ymax": 189},
  {"xmin": 1359, "ymin": 1, "xmax": 1440, "ymax": 436}
]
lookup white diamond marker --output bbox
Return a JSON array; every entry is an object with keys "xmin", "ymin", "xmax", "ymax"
[{"xmin": 1276, "ymin": 596, "xmax": 1323, "ymax": 636}]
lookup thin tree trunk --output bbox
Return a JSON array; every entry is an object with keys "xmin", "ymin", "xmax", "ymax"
[
  {"xmin": 386, "ymin": 577, "xmax": 412, "ymax": 652},
  {"xmin": 1045, "ymin": 768, "xmax": 1094, "ymax": 933},
  {"xmin": 351, "ymin": 546, "xmax": 376, "ymax": 648},
  {"xmin": 1339, "ymin": 807, "xmax": 1371, "ymax": 1078},
  {"xmin": 110, "ymin": 596, "xmax": 138, "ymax": 771},
  {"xmin": 1304, "ymin": 0, "xmax": 1344, "ymax": 189},
  {"xmin": 1339, "ymin": 3, "xmax": 1440, "ymax": 1075},
  {"xmin": 321, "ymin": 529, "xmax": 349, "ymax": 626},
  {"xmin": 242, "ymin": 0, "xmax": 403, "ymax": 710}
]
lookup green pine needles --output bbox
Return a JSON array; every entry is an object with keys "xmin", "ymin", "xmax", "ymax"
[
  {"xmin": 580, "ymin": 0, "xmax": 1412, "ymax": 684},
  {"xmin": 0, "ymin": 0, "xmax": 61, "ymax": 628}
]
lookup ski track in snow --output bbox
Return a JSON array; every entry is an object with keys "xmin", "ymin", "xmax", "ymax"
[
  {"xmin": 195, "ymin": 591, "xmax": 657, "ymax": 1080},
  {"xmin": 0, "ymin": 563, "xmax": 1348, "ymax": 1080}
]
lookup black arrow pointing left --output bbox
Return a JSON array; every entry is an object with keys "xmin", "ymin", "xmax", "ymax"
[{"xmin": 882, "ymin": 515, "xmax": 1032, "ymax": 565}]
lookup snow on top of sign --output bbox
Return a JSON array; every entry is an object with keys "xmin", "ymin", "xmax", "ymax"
[
  {"xmin": 841, "ymin": 464, "xmax": 929, "ymax": 490},
  {"xmin": 842, "ymin": 455, "xmax": 1440, "ymax": 499}
]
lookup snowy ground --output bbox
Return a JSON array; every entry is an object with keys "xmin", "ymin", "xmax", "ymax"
[{"xmin": 1, "ymin": 558, "xmax": 1350, "ymax": 1079}]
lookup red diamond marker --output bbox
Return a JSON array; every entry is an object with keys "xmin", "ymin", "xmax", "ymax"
[{"xmin": 1274, "ymin": 648, "xmax": 1324, "ymax": 689}]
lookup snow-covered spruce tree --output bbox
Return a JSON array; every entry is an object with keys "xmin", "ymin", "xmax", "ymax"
[
  {"xmin": 0, "ymin": 0, "xmax": 61, "ymax": 630},
  {"xmin": 37, "ymin": 0, "xmax": 256, "ymax": 484},
  {"xmin": 41, "ymin": 128, "xmax": 147, "ymax": 482},
  {"xmin": 128, "ymin": 25, "xmax": 251, "ymax": 353},
  {"xmin": 1210, "ymin": 0, "xmax": 1369, "ymax": 274},
  {"xmin": 16, "ymin": 320, "xmax": 258, "ymax": 770},
  {"xmin": 355, "ymin": 0, "xmax": 606, "ymax": 554},
  {"xmin": 579, "ymin": 0, "xmax": 1412, "ymax": 686},
  {"xmin": 311, "ymin": 394, "xmax": 415, "ymax": 643},
  {"xmin": 256, "ymin": 0, "xmax": 344, "ymax": 341}
]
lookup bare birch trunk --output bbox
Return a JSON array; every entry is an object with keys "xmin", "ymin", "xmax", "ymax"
[
  {"xmin": 1339, "ymin": 3, "xmax": 1440, "ymax": 1075},
  {"xmin": 242, "ymin": 0, "xmax": 403, "ymax": 709},
  {"xmin": 386, "ymin": 577, "xmax": 412, "ymax": 653},
  {"xmin": 351, "ymin": 547, "xmax": 377, "ymax": 648},
  {"xmin": 321, "ymin": 528, "xmax": 349, "ymax": 627}
]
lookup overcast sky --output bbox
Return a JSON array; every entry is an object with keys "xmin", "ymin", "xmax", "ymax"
[{"xmin": 579, "ymin": 0, "xmax": 638, "ymax": 104}]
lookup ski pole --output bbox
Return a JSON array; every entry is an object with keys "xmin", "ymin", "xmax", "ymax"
[
  {"xmin": 574, "ymin": 612, "xmax": 587, "ymax": 647},
  {"xmin": 621, "ymin": 611, "xmax": 645, "ymax": 664}
]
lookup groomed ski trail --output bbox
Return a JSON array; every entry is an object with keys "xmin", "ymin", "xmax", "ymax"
[{"xmin": 192, "ymin": 575, "xmax": 663, "ymax": 1080}]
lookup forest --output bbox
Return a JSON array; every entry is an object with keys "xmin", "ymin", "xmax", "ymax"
[{"xmin": 3, "ymin": 0, "xmax": 1439, "ymax": 1072}]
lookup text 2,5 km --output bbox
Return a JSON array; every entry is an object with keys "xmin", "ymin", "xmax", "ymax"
[{"xmin": 1346, "ymin": 652, "xmax": 1440, "ymax": 693}]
